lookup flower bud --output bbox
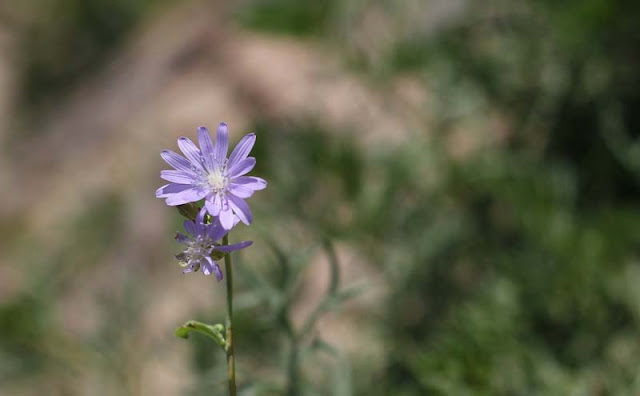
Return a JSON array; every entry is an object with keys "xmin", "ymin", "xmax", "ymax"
[{"xmin": 176, "ymin": 203, "xmax": 200, "ymax": 221}]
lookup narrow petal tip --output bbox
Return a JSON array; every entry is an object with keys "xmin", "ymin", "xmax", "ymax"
[
  {"xmin": 214, "ymin": 264, "xmax": 223, "ymax": 281},
  {"xmin": 155, "ymin": 185, "xmax": 166, "ymax": 198}
]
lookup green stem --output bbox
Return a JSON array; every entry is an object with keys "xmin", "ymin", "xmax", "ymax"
[
  {"xmin": 223, "ymin": 234, "xmax": 237, "ymax": 396},
  {"xmin": 286, "ymin": 340, "xmax": 301, "ymax": 396}
]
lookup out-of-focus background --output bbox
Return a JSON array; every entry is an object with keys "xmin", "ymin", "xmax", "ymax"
[{"xmin": 1, "ymin": 0, "xmax": 640, "ymax": 395}]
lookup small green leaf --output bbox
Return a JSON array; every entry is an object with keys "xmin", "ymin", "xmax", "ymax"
[{"xmin": 175, "ymin": 320, "xmax": 226, "ymax": 348}]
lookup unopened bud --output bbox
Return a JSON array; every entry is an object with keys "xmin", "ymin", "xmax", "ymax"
[{"xmin": 176, "ymin": 203, "xmax": 200, "ymax": 221}]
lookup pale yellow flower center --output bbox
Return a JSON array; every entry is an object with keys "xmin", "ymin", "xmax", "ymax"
[{"xmin": 207, "ymin": 167, "xmax": 228, "ymax": 192}]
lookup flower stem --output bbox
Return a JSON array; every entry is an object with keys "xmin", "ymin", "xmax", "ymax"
[
  {"xmin": 222, "ymin": 234, "xmax": 237, "ymax": 396},
  {"xmin": 286, "ymin": 340, "xmax": 301, "ymax": 396}
]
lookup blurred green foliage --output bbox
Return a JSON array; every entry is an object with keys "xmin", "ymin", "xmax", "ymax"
[
  {"xmin": 236, "ymin": 0, "xmax": 640, "ymax": 394},
  {"xmin": 235, "ymin": 0, "xmax": 337, "ymax": 36},
  {"xmin": 21, "ymin": 0, "xmax": 163, "ymax": 110},
  {"xmin": 0, "ymin": 194, "xmax": 125, "ymax": 392}
]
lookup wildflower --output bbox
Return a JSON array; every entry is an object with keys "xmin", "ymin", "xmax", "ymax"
[
  {"xmin": 175, "ymin": 208, "xmax": 252, "ymax": 280},
  {"xmin": 157, "ymin": 123, "xmax": 267, "ymax": 230}
]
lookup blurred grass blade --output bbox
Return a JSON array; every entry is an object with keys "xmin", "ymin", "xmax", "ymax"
[
  {"xmin": 323, "ymin": 238, "xmax": 339, "ymax": 295},
  {"xmin": 312, "ymin": 339, "xmax": 352, "ymax": 396},
  {"xmin": 334, "ymin": 282, "xmax": 368, "ymax": 302},
  {"xmin": 301, "ymin": 282, "xmax": 368, "ymax": 337}
]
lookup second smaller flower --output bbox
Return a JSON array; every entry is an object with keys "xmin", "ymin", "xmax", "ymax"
[{"xmin": 175, "ymin": 208, "xmax": 252, "ymax": 281}]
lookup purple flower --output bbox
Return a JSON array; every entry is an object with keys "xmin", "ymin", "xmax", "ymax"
[
  {"xmin": 175, "ymin": 208, "xmax": 252, "ymax": 280},
  {"xmin": 157, "ymin": 123, "xmax": 267, "ymax": 230}
]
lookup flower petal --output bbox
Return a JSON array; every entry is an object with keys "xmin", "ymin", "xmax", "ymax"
[
  {"xmin": 175, "ymin": 232, "xmax": 189, "ymax": 244},
  {"xmin": 183, "ymin": 219, "xmax": 196, "ymax": 235},
  {"xmin": 213, "ymin": 262, "xmax": 223, "ymax": 281},
  {"xmin": 183, "ymin": 265, "xmax": 195, "ymax": 274},
  {"xmin": 196, "ymin": 206, "xmax": 207, "ymax": 223},
  {"xmin": 230, "ymin": 176, "xmax": 267, "ymax": 191},
  {"xmin": 202, "ymin": 258, "xmax": 213, "ymax": 276},
  {"xmin": 161, "ymin": 150, "xmax": 194, "ymax": 172},
  {"xmin": 197, "ymin": 126, "xmax": 216, "ymax": 170},
  {"xmin": 219, "ymin": 206, "xmax": 235, "ymax": 230},
  {"xmin": 195, "ymin": 207, "xmax": 207, "ymax": 234},
  {"xmin": 177, "ymin": 137, "xmax": 204, "ymax": 169},
  {"xmin": 227, "ymin": 194, "xmax": 253, "ymax": 225},
  {"xmin": 207, "ymin": 219, "xmax": 228, "ymax": 242},
  {"xmin": 156, "ymin": 183, "xmax": 192, "ymax": 198},
  {"xmin": 217, "ymin": 240, "xmax": 253, "ymax": 252},
  {"xmin": 215, "ymin": 123, "xmax": 229, "ymax": 166},
  {"xmin": 228, "ymin": 133, "xmax": 256, "ymax": 170},
  {"xmin": 205, "ymin": 194, "xmax": 221, "ymax": 216},
  {"xmin": 161, "ymin": 170, "xmax": 196, "ymax": 184},
  {"xmin": 228, "ymin": 157, "xmax": 256, "ymax": 178},
  {"xmin": 227, "ymin": 183, "xmax": 254, "ymax": 198},
  {"xmin": 208, "ymin": 214, "xmax": 239, "ymax": 237},
  {"xmin": 164, "ymin": 187, "xmax": 208, "ymax": 206}
]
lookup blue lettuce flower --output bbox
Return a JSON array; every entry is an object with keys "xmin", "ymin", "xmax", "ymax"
[
  {"xmin": 157, "ymin": 123, "xmax": 267, "ymax": 230},
  {"xmin": 175, "ymin": 209, "xmax": 252, "ymax": 280}
]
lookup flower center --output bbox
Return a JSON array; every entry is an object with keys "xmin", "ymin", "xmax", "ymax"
[
  {"xmin": 185, "ymin": 235, "xmax": 212, "ymax": 261},
  {"xmin": 206, "ymin": 166, "xmax": 228, "ymax": 192}
]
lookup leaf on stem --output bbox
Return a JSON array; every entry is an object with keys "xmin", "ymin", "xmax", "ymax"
[{"xmin": 175, "ymin": 320, "xmax": 226, "ymax": 348}]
